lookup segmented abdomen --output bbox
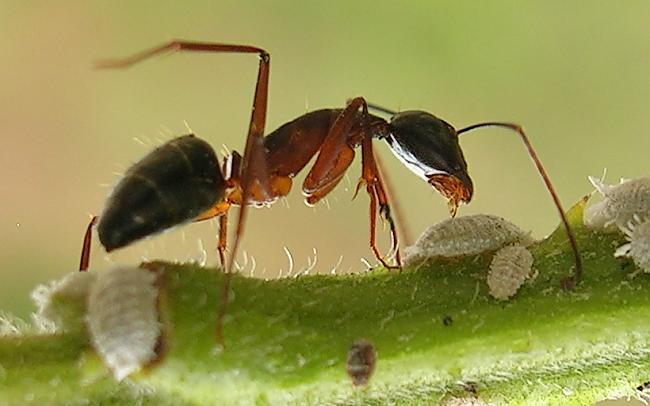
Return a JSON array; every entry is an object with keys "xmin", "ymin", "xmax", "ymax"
[{"xmin": 98, "ymin": 135, "xmax": 225, "ymax": 251}]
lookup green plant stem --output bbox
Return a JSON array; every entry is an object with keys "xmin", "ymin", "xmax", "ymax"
[{"xmin": 1, "ymin": 203, "xmax": 649, "ymax": 405}]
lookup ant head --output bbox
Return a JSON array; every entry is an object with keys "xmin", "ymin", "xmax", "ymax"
[{"xmin": 386, "ymin": 111, "xmax": 473, "ymax": 215}]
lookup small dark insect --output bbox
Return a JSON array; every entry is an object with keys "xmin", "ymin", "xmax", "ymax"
[
  {"xmin": 78, "ymin": 40, "xmax": 583, "ymax": 343},
  {"xmin": 463, "ymin": 381, "xmax": 479, "ymax": 396},
  {"xmin": 636, "ymin": 380, "xmax": 650, "ymax": 391},
  {"xmin": 442, "ymin": 314, "xmax": 454, "ymax": 326},
  {"xmin": 347, "ymin": 339, "xmax": 377, "ymax": 386}
]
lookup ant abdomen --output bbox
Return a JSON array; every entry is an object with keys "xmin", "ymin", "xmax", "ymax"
[{"xmin": 98, "ymin": 135, "xmax": 225, "ymax": 252}]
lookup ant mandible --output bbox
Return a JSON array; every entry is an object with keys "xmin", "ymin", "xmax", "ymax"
[{"xmin": 79, "ymin": 41, "xmax": 582, "ymax": 342}]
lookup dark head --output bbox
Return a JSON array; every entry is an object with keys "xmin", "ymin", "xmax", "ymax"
[{"xmin": 384, "ymin": 110, "xmax": 473, "ymax": 216}]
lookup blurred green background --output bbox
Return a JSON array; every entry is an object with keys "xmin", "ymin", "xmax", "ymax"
[{"xmin": 1, "ymin": 1, "xmax": 649, "ymax": 318}]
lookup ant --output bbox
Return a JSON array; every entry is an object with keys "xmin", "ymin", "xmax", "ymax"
[{"xmin": 79, "ymin": 40, "xmax": 582, "ymax": 343}]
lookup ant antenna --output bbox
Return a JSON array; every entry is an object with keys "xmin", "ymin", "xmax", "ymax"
[
  {"xmin": 456, "ymin": 122, "xmax": 582, "ymax": 287},
  {"xmin": 367, "ymin": 102, "xmax": 397, "ymax": 116}
]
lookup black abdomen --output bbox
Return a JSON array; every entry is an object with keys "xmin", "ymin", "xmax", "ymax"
[{"xmin": 98, "ymin": 135, "xmax": 225, "ymax": 251}]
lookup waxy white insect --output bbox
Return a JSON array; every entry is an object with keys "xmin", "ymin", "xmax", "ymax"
[
  {"xmin": 31, "ymin": 267, "xmax": 162, "ymax": 380},
  {"xmin": 32, "ymin": 271, "xmax": 96, "ymax": 332},
  {"xmin": 584, "ymin": 176, "xmax": 650, "ymax": 231},
  {"xmin": 87, "ymin": 266, "xmax": 161, "ymax": 380},
  {"xmin": 615, "ymin": 215, "xmax": 650, "ymax": 274},
  {"xmin": 487, "ymin": 245, "xmax": 534, "ymax": 300},
  {"xmin": 403, "ymin": 214, "xmax": 533, "ymax": 266}
]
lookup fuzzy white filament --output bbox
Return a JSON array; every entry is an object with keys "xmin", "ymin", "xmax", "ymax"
[
  {"xmin": 487, "ymin": 245, "xmax": 534, "ymax": 300},
  {"xmin": 615, "ymin": 215, "xmax": 650, "ymax": 274},
  {"xmin": 31, "ymin": 272, "xmax": 97, "ymax": 332},
  {"xmin": 86, "ymin": 266, "xmax": 161, "ymax": 381}
]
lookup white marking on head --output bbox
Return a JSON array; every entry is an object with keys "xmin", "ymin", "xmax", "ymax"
[{"xmin": 386, "ymin": 133, "xmax": 448, "ymax": 183}]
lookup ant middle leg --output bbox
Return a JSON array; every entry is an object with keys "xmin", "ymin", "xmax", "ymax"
[{"xmin": 218, "ymin": 215, "xmax": 228, "ymax": 268}]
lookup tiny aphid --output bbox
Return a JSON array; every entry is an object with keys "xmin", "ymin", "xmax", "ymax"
[
  {"xmin": 86, "ymin": 266, "xmax": 161, "ymax": 380},
  {"xmin": 403, "ymin": 214, "xmax": 533, "ymax": 266},
  {"xmin": 615, "ymin": 215, "xmax": 650, "ymax": 274},
  {"xmin": 487, "ymin": 245, "xmax": 534, "ymax": 300},
  {"xmin": 346, "ymin": 339, "xmax": 377, "ymax": 386},
  {"xmin": 584, "ymin": 176, "xmax": 650, "ymax": 231}
]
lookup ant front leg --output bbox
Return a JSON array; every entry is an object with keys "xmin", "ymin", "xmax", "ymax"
[
  {"xmin": 302, "ymin": 98, "xmax": 375, "ymax": 201},
  {"xmin": 303, "ymin": 97, "xmax": 401, "ymax": 269}
]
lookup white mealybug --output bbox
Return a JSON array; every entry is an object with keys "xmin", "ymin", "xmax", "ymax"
[
  {"xmin": 32, "ymin": 271, "xmax": 97, "ymax": 332},
  {"xmin": 615, "ymin": 215, "xmax": 650, "ymax": 274},
  {"xmin": 584, "ymin": 176, "xmax": 650, "ymax": 231},
  {"xmin": 87, "ymin": 266, "xmax": 161, "ymax": 381},
  {"xmin": 487, "ymin": 245, "xmax": 534, "ymax": 301},
  {"xmin": 403, "ymin": 214, "xmax": 533, "ymax": 266}
]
